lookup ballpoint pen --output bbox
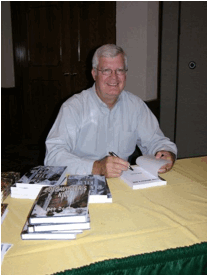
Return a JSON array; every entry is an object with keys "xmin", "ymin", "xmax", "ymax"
[{"xmin": 109, "ymin": 152, "xmax": 134, "ymax": 171}]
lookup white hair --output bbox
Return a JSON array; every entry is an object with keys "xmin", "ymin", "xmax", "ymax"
[{"xmin": 92, "ymin": 44, "xmax": 128, "ymax": 70}]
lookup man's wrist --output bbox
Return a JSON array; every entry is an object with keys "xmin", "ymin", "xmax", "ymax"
[{"xmin": 92, "ymin": 160, "xmax": 101, "ymax": 175}]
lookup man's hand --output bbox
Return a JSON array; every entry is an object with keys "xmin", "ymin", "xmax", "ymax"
[
  {"xmin": 92, "ymin": 156, "xmax": 129, "ymax": 178},
  {"xmin": 155, "ymin": 150, "xmax": 176, "ymax": 173}
]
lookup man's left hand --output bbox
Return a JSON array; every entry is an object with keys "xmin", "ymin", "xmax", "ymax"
[{"xmin": 155, "ymin": 150, "xmax": 176, "ymax": 173}]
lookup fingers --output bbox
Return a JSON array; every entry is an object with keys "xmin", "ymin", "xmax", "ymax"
[
  {"xmin": 155, "ymin": 151, "xmax": 173, "ymax": 161},
  {"xmin": 158, "ymin": 164, "xmax": 172, "ymax": 173},
  {"xmin": 92, "ymin": 156, "xmax": 129, "ymax": 178},
  {"xmin": 156, "ymin": 150, "xmax": 175, "ymax": 159},
  {"xmin": 104, "ymin": 156, "xmax": 129, "ymax": 178},
  {"xmin": 156, "ymin": 150, "xmax": 176, "ymax": 173},
  {"xmin": 155, "ymin": 151, "xmax": 163, "ymax": 159}
]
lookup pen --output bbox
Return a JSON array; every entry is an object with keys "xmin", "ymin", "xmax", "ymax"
[{"xmin": 109, "ymin": 152, "xmax": 134, "ymax": 171}]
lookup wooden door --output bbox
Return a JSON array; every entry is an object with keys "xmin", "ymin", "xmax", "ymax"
[{"xmin": 11, "ymin": 1, "xmax": 116, "ymax": 145}]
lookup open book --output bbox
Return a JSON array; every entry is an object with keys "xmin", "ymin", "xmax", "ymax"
[{"xmin": 120, "ymin": 155, "xmax": 171, "ymax": 190}]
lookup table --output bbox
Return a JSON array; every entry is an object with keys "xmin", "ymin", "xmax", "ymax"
[{"xmin": 1, "ymin": 157, "xmax": 207, "ymax": 275}]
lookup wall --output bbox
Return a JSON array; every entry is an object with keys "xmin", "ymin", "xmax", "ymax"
[{"xmin": 116, "ymin": 1, "xmax": 159, "ymax": 101}]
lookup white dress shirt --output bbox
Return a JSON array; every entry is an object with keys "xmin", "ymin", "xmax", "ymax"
[{"xmin": 44, "ymin": 84, "xmax": 177, "ymax": 175}]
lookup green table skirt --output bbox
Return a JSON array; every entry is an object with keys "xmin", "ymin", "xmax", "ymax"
[{"xmin": 54, "ymin": 242, "xmax": 207, "ymax": 275}]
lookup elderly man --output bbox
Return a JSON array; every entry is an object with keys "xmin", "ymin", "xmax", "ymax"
[{"xmin": 44, "ymin": 44, "xmax": 177, "ymax": 177}]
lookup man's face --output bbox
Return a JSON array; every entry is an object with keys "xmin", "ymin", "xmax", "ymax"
[{"xmin": 92, "ymin": 54, "xmax": 126, "ymax": 105}]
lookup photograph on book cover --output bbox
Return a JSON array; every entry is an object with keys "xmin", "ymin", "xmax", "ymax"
[
  {"xmin": 67, "ymin": 175, "xmax": 112, "ymax": 202},
  {"xmin": 29, "ymin": 184, "xmax": 90, "ymax": 224},
  {"xmin": 17, "ymin": 166, "xmax": 67, "ymax": 186}
]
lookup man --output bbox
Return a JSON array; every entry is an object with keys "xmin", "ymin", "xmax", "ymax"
[{"xmin": 44, "ymin": 44, "xmax": 177, "ymax": 177}]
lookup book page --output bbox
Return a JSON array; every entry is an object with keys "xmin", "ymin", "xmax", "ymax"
[
  {"xmin": 136, "ymin": 155, "xmax": 171, "ymax": 177},
  {"xmin": 121, "ymin": 166, "xmax": 158, "ymax": 184}
]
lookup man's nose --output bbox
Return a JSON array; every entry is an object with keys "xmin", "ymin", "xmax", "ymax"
[{"xmin": 111, "ymin": 70, "xmax": 119, "ymax": 78}]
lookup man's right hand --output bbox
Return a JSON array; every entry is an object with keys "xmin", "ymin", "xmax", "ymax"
[{"xmin": 92, "ymin": 156, "xmax": 129, "ymax": 178}]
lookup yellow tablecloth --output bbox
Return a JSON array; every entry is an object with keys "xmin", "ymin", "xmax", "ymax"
[{"xmin": 1, "ymin": 157, "xmax": 207, "ymax": 275}]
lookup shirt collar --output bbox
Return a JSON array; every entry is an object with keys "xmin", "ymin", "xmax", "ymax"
[{"xmin": 91, "ymin": 83, "xmax": 122, "ymax": 110}]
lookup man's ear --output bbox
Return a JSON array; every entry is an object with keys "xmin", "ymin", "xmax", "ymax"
[{"xmin": 91, "ymin": 68, "xmax": 97, "ymax": 81}]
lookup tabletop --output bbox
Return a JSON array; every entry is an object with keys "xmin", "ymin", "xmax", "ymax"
[{"xmin": 1, "ymin": 156, "xmax": 207, "ymax": 275}]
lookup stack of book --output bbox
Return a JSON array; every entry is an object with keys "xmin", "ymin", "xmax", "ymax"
[
  {"xmin": 9, "ymin": 165, "xmax": 113, "ymax": 240},
  {"xmin": 11, "ymin": 166, "xmax": 67, "ymax": 199},
  {"xmin": 1, "ymin": 171, "xmax": 20, "ymax": 224},
  {"xmin": 21, "ymin": 184, "xmax": 91, "ymax": 240}
]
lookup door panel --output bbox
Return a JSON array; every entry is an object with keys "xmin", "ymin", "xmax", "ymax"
[
  {"xmin": 175, "ymin": 1, "xmax": 207, "ymax": 158},
  {"xmin": 160, "ymin": 2, "xmax": 207, "ymax": 158},
  {"xmin": 27, "ymin": 5, "xmax": 61, "ymax": 66},
  {"xmin": 23, "ymin": 2, "xmax": 66, "ymax": 142},
  {"xmin": 11, "ymin": 1, "xmax": 116, "ymax": 144}
]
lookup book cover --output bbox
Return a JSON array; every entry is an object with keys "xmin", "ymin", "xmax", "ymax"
[
  {"xmin": 16, "ymin": 166, "xmax": 67, "ymax": 189},
  {"xmin": 29, "ymin": 184, "xmax": 90, "ymax": 224},
  {"xmin": 1, "ymin": 178, "xmax": 13, "ymax": 202},
  {"xmin": 1, "ymin": 171, "xmax": 20, "ymax": 201},
  {"xmin": 67, "ymin": 175, "xmax": 112, "ymax": 203},
  {"xmin": 120, "ymin": 155, "xmax": 170, "ymax": 190},
  {"xmin": 21, "ymin": 220, "xmax": 77, "ymax": 240},
  {"xmin": 29, "ymin": 215, "xmax": 90, "ymax": 232},
  {"xmin": 1, "ymin": 171, "xmax": 20, "ymax": 182},
  {"xmin": 1, "ymin": 204, "xmax": 8, "ymax": 224},
  {"xmin": 1, "ymin": 243, "xmax": 13, "ymax": 264}
]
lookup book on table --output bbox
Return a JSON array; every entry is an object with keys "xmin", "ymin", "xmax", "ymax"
[
  {"xmin": 120, "ymin": 155, "xmax": 171, "ymax": 190},
  {"xmin": 1, "ymin": 178, "xmax": 13, "ymax": 201},
  {"xmin": 11, "ymin": 166, "xmax": 67, "ymax": 199},
  {"xmin": 16, "ymin": 165, "xmax": 67, "ymax": 188},
  {"xmin": 1, "ymin": 171, "xmax": 20, "ymax": 183},
  {"xmin": 67, "ymin": 174, "xmax": 112, "ymax": 203},
  {"xmin": 28, "ymin": 184, "xmax": 90, "ymax": 225},
  {"xmin": 1, "ymin": 171, "xmax": 20, "ymax": 201},
  {"xmin": 28, "ymin": 214, "xmax": 90, "ymax": 232},
  {"xmin": 10, "ymin": 184, "xmax": 40, "ymax": 200},
  {"xmin": 21, "ymin": 220, "xmax": 78, "ymax": 240},
  {"xmin": 1, "ymin": 203, "xmax": 8, "ymax": 224}
]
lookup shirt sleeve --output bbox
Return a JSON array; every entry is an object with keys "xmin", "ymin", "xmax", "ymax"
[
  {"xmin": 136, "ymin": 101, "xmax": 177, "ymax": 157},
  {"xmin": 44, "ymin": 102, "xmax": 95, "ymax": 175}
]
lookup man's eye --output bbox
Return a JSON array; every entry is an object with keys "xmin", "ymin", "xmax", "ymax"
[
  {"xmin": 103, "ymin": 69, "xmax": 111, "ymax": 73},
  {"xmin": 117, "ymin": 69, "xmax": 125, "ymax": 73}
]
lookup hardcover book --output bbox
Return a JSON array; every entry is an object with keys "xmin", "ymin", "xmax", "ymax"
[
  {"xmin": 29, "ymin": 184, "xmax": 90, "ymax": 224},
  {"xmin": 21, "ymin": 220, "xmax": 78, "ymax": 240},
  {"xmin": 1, "ymin": 243, "xmax": 13, "ymax": 264},
  {"xmin": 16, "ymin": 166, "xmax": 67, "ymax": 188},
  {"xmin": 1, "ymin": 178, "xmax": 13, "ymax": 202},
  {"xmin": 120, "ymin": 155, "xmax": 171, "ymax": 190},
  {"xmin": 1, "ymin": 171, "xmax": 20, "ymax": 201},
  {"xmin": 1, "ymin": 204, "xmax": 8, "ymax": 224},
  {"xmin": 67, "ymin": 175, "xmax": 112, "ymax": 203},
  {"xmin": 11, "ymin": 184, "xmax": 43, "ymax": 200},
  {"xmin": 29, "ymin": 214, "xmax": 90, "ymax": 232},
  {"xmin": 11, "ymin": 166, "xmax": 67, "ymax": 199},
  {"xmin": 1, "ymin": 171, "xmax": 20, "ymax": 182}
]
